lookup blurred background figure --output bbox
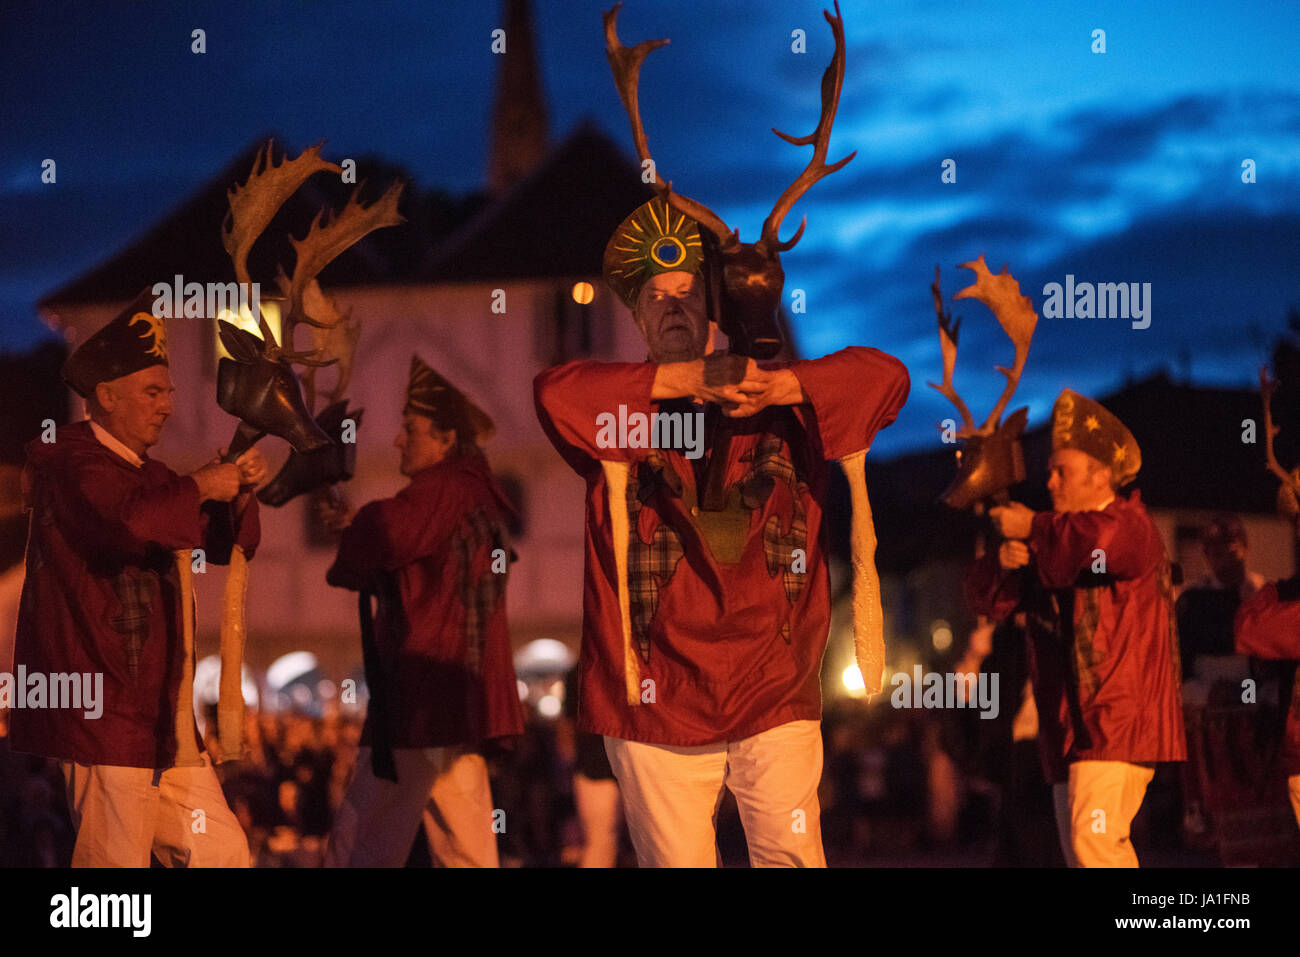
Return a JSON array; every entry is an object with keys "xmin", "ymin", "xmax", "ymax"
[{"xmin": 561, "ymin": 668, "xmax": 624, "ymax": 867}]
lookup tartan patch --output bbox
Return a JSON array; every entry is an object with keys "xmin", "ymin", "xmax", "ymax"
[
  {"xmin": 454, "ymin": 507, "xmax": 510, "ymax": 675},
  {"xmin": 743, "ymin": 433, "xmax": 809, "ymax": 614},
  {"xmin": 108, "ymin": 567, "xmax": 156, "ymax": 682},
  {"xmin": 625, "ymin": 456, "xmax": 685, "ymax": 665}
]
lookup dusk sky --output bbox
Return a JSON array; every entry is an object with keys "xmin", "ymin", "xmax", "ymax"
[{"xmin": 3, "ymin": 0, "xmax": 1297, "ymax": 455}]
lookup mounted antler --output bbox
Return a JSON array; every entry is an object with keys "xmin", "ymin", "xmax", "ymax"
[
  {"xmin": 221, "ymin": 141, "xmax": 341, "ymax": 347},
  {"xmin": 929, "ymin": 256, "xmax": 1039, "ymax": 510},
  {"xmin": 277, "ymin": 181, "xmax": 404, "ymax": 366},
  {"xmin": 603, "ymin": 4, "xmax": 733, "ymax": 247},
  {"xmin": 1260, "ymin": 367, "xmax": 1300, "ymax": 496},
  {"xmin": 761, "ymin": 1, "xmax": 857, "ymax": 254},
  {"xmin": 603, "ymin": 2, "xmax": 855, "ymax": 362},
  {"xmin": 929, "ymin": 255, "xmax": 1038, "ymax": 439},
  {"xmin": 927, "ymin": 266, "xmax": 975, "ymax": 437}
]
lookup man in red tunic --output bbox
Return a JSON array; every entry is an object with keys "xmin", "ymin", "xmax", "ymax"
[
  {"xmin": 9, "ymin": 292, "xmax": 265, "ymax": 867},
  {"xmin": 966, "ymin": 389, "xmax": 1186, "ymax": 866},
  {"xmin": 534, "ymin": 197, "xmax": 909, "ymax": 867},
  {"xmin": 323, "ymin": 356, "xmax": 524, "ymax": 867}
]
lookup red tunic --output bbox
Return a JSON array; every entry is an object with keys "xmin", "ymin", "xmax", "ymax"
[
  {"xmin": 326, "ymin": 454, "xmax": 525, "ymax": 749},
  {"xmin": 10, "ymin": 420, "xmax": 260, "ymax": 769},
  {"xmin": 1234, "ymin": 582, "xmax": 1300, "ymax": 777},
  {"xmin": 534, "ymin": 347, "xmax": 909, "ymax": 746},
  {"xmin": 965, "ymin": 491, "xmax": 1186, "ymax": 781}
]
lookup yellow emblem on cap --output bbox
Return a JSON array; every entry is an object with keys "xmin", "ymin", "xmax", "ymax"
[{"xmin": 129, "ymin": 311, "xmax": 167, "ymax": 360}]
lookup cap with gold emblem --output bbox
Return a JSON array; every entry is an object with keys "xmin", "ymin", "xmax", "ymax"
[
  {"xmin": 602, "ymin": 197, "xmax": 705, "ymax": 308},
  {"xmin": 62, "ymin": 287, "xmax": 169, "ymax": 399},
  {"xmin": 405, "ymin": 355, "xmax": 495, "ymax": 444},
  {"xmin": 1050, "ymin": 388, "xmax": 1141, "ymax": 486}
]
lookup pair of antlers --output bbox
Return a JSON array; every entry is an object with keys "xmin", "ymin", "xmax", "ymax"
[
  {"xmin": 221, "ymin": 141, "xmax": 404, "ymax": 406},
  {"xmin": 1260, "ymin": 368, "xmax": 1300, "ymax": 498},
  {"xmin": 927, "ymin": 257, "xmax": 1039, "ymax": 439},
  {"xmin": 604, "ymin": 1, "xmax": 856, "ymax": 254}
]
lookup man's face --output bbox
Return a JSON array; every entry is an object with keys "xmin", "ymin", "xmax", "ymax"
[
  {"xmin": 95, "ymin": 364, "xmax": 174, "ymax": 454},
  {"xmin": 633, "ymin": 271, "xmax": 709, "ymax": 363},
  {"xmin": 1046, "ymin": 448, "xmax": 1112, "ymax": 512},
  {"xmin": 394, "ymin": 411, "xmax": 453, "ymax": 476},
  {"xmin": 1203, "ymin": 537, "xmax": 1246, "ymax": 586}
]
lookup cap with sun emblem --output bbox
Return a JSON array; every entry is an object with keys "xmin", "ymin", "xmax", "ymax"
[
  {"xmin": 405, "ymin": 355, "xmax": 496, "ymax": 444},
  {"xmin": 602, "ymin": 197, "xmax": 705, "ymax": 308},
  {"xmin": 62, "ymin": 287, "xmax": 169, "ymax": 399},
  {"xmin": 1050, "ymin": 388, "xmax": 1141, "ymax": 486}
]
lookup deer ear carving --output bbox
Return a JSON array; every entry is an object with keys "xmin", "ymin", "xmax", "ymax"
[{"xmin": 217, "ymin": 321, "xmax": 266, "ymax": 364}]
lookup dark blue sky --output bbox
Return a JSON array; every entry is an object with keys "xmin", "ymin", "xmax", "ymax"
[{"xmin": 3, "ymin": 0, "xmax": 1297, "ymax": 455}]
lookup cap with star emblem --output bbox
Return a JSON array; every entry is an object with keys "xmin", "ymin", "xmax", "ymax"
[
  {"xmin": 62, "ymin": 287, "xmax": 169, "ymax": 399},
  {"xmin": 1050, "ymin": 388, "xmax": 1141, "ymax": 486},
  {"xmin": 602, "ymin": 197, "xmax": 705, "ymax": 309}
]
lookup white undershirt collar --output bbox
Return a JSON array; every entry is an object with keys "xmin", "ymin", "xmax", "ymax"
[{"xmin": 88, "ymin": 419, "xmax": 144, "ymax": 469}]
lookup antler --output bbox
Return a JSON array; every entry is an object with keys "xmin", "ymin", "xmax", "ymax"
[
  {"xmin": 925, "ymin": 266, "xmax": 976, "ymax": 437},
  {"xmin": 289, "ymin": 279, "xmax": 361, "ymax": 413},
  {"xmin": 221, "ymin": 141, "xmax": 342, "ymax": 345},
  {"xmin": 603, "ymin": 3, "xmax": 737, "ymax": 247},
  {"xmin": 278, "ymin": 180, "xmax": 404, "ymax": 363},
  {"xmin": 951, "ymin": 255, "xmax": 1038, "ymax": 435},
  {"xmin": 760, "ymin": 0, "xmax": 857, "ymax": 254},
  {"xmin": 1260, "ymin": 367, "xmax": 1300, "ymax": 492}
]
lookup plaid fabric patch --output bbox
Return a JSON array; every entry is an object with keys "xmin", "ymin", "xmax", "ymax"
[
  {"xmin": 744, "ymin": 433, "xmax": 809, "ymax": 617},
  {"xmin": 454, "ymin": 507, "xmax": 509, "ymax": 675},
  {"xmin": 625, "ymin": 457, "xmax": 685, "ymax": 665},
  {"xmin": 109, "ymin": 567, "xmax": 156, "ymax": 683}
]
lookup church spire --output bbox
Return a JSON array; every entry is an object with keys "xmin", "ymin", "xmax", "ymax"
[{"xmin": 487, "ymin": 0, "xmax": 549, "ymax": 196}]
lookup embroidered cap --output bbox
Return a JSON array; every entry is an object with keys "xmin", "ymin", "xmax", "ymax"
[
  {"xmin": 404, "ymin": 355, "xmax": 495, "ymax": 444},
  {"xmin": 602, "ymin": 197, "xmax": 705, "ymax": 308},
  {"xmin": 1049, "ymin": 388, "xmax": 1141, "ymax": 486},
  {"xmin": 63, "ymin": 287, "xmax": 169, "ymax": 398}
]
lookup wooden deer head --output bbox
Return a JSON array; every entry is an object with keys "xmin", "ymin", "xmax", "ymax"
[{"xmin": 928, "ymin": 256, "xmax": 1039, "ymax": 510}]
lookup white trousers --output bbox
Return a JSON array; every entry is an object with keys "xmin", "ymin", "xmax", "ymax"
[
  {"xmin": 573, "ymin": 773, "xmax": 623, "ymax": 868},
  {"xmin": 604, "ymin": 719, "xmax": 826, "ymax": 868},
  {"xmin": 1051, "ymin": 759, "xmax": 1155, "ymax": 867},
  {"xmin": 326, "ymin": 746, "xmax": 499, "ymax": 867},
  {"xmin": 60, "ymin": 753, "xmax": 249, "ymax": 868}
]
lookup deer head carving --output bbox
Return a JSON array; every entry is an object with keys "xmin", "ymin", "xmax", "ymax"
[{"xmin": 928, "ymin": 256, "xmax": 1039, "ymax": 510}]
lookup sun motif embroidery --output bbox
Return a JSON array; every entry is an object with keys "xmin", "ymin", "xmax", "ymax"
[{"xmin": 129, "ymin": 311, "xmax": 167, "ymax": 359}]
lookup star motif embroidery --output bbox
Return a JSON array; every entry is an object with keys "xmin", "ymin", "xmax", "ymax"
[
  {"xmin": 1113, "ymin": 443, "xmax": 1127, "ymax": 463},
  {"xmin": 1084, "ymin": 414, "xmax": 1101, "ymax": 432}
]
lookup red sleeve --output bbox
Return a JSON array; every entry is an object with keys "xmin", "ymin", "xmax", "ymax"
[
  {"xmin": 783, "ymin": 347, "xmax": 909, "ymax": 460},
  {"xmin": 533, "ymin": 361, "xmax": 658, "ymax": 474},
  {"xmin": 964, "ymin": 552, "xmax": 1022, "ymax": 621},
  {"xmin": 1028, "ymin": 504, "xmax": 1155, "ymax": 587},
  {"xmin": 202, "ymin": 498, "xmax": 262, "ymax": 563},
  {"xmin": 56, "ymin": 451, "xmax": 204, "ymax": 558},
  {"xmin": 326, "ymin": 480, "xmax": 465, "ymax": 591},
  {"xmin": 1235, "ymin": 582, "xmax": 1300, "ymax": 659}
]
